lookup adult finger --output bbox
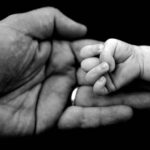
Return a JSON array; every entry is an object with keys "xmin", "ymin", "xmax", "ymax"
[
  {"xmin": 75, "ymin": 85, "xmax": 150, "ymax": 109},
  {"xmin": 80, "ymin": 44, "xmax": 102, "ymax": 59},
  {"xmin": 71, "ymin": 39, "xmax": 102, "ymax": 62},
  {"xmin": 36, "ymin": 74, "xmax": 75, "ymax": 133},
  {"xmin": 58, "ymin": 105, "xmax": 133, "ymax": 129},
  {"xmin": 36, "ymin": 41, "xmax": 76, "ymax": 133}
]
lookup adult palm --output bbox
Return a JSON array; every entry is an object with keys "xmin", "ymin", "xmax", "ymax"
[{"xmin": 0, "ymin": 7, "xmax": 87, "ymax": 135}]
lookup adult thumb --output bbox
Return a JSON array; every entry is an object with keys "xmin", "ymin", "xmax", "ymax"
[{"xmin": 2, "ymin": 7, "xmax": 87, "ymax": 39}]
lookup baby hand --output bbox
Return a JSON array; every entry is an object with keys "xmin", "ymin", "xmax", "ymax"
[{"xmin": 80, "ymin": 39, "xmax": 142, "ymax": 95}]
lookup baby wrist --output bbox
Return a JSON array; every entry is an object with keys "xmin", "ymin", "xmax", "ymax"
[{"xmin": 137, "ymin": 45, "xmax": 150, "ymax": 80}]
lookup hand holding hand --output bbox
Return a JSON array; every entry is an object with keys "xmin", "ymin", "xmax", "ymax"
[{"xmin": 81, "ymin": 38, "xmax": 142, "ymax": 95}]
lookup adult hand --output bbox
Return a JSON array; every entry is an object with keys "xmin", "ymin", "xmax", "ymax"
[
  {"xmin": 0, "ymin": 7, "xmax": 87, "ymax": 135},
  {"xmin": 75, "ymin": 79, "xmax": 150, "ymax": 109}
]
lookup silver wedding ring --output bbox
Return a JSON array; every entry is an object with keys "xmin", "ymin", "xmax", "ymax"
[{"xmin": 71, "ymin": 87, "xmax": 78, "ymax": 106}]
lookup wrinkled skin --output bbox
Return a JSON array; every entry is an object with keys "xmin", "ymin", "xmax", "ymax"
[
  {"xmin": 0, "ymin": 7, "xmax": 150, "ymax": 137},
  {"xmin": 0, "ymin": 7, "xmax": 87, "ymax": 135}
]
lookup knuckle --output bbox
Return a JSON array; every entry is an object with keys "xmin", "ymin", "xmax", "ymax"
[
  {"xmin": 42, "ymin": 6, "xmax": 57, "ymax": 11},
  {"xmin": 46, "ymin": 7, "xmax": 60, "ymax": 15},
  {"xmin": 39, "ymin": 7, "xmax": 60, "ymax": 17},
  {"xmin": 4, "ymin": 13, "xmax": 19, "ymax": 21},
  {"xmin": 8, "ymin": 14, "xmax": 18, "ymax": 18},
  {"xmin": 106, "ymin": 38, "xmax": 118, "ymax": 45}
]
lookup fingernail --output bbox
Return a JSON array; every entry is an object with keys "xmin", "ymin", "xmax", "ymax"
[
  {"xmin": 99, "ymin": 76, "xmax": 105, "ymax": 82},
  {"xmin": 101, "ymin": 62, "xmax": 109, "ymax": 70},
  {"xmin": 98, "ymin": 44, "xmax": 104, "ymax": 53}
]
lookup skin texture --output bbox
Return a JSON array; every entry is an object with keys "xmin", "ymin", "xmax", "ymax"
[
  {"xmin": 58, "ymin": 40, "xmax": 133, "ymax": 129},
  {"xmin": 76, "ymin": 39, "xmax": 150, "ymax": 109},
  {"xmin": 80, "ymin": 38, "xmax": 145, "ymax": 95},
  {"xmin": 0, "ymin": 9, "xmax": 133, "ymax": 135},
  {"xmin": 0, "ymin": 7, "xmax": 149, "ymax": 136},
  {"xmin": 0, "ymin": 7, "xmax": 87, "ymax": 135}
]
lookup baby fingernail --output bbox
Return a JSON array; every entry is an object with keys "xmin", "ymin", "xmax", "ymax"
[
  {"xmin": 101, "ymin": 62, "xmax": 109, "ymax": 70},
  {"xmin": 99, "ymin": 76, "xmax": 105, "ymax": 82}
]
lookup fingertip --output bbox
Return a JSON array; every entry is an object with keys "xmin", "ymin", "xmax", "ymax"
[
  {"xmin": 100, "ymin": 60, "xmax": 114, "ymax": 74},
  {"xmin": 93, "ymin": 77, "xmax": 108, "ymax": 95},
  {"xmin": 101, "ymin": 62, "xmax": 110, "ymax": 71},
  {"xmin": 55, "ymin": 10, "xmax": 88, "ymax": 38},
  {"xmin": 80, "ymin": 45, "xmax": 91, "ymax": 58},
  {"xmin": 81, "ymin": 57, "xmax": 100, "ymax": 72},
  {"xmin": 99, "ymin": 76, "xmax": 106, "ymax": 83},
  {"xmin": 85, "ymin": 63, "xmax": 109, "ymax": 85},
  {"xmin": 80, "ymin": 44, "xmax": 100, "ymax": 58},
  {"xmin": 74, "ymin": 23, "xmax": 87, "ymax": 37},
  {"xmin": 80, "ymin": 24, "xmax": 88, "ymax": 34}
]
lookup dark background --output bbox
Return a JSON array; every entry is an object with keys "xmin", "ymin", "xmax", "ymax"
[
  {"xmin": 1, "ymin": 0, "xmax": 150, "ymax": 145},
  {"xmin": 1, "ymin": 0, "xmax": 150, "ymax": 44}
]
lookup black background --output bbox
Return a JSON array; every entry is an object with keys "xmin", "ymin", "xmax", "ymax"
[
  {"xmin": 1, "ymin": 0, "xmax": 150, "ymax": 45},
  {"xmin": 1, "ymin": 0, "xmax": 150, "ymax": 146}
]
